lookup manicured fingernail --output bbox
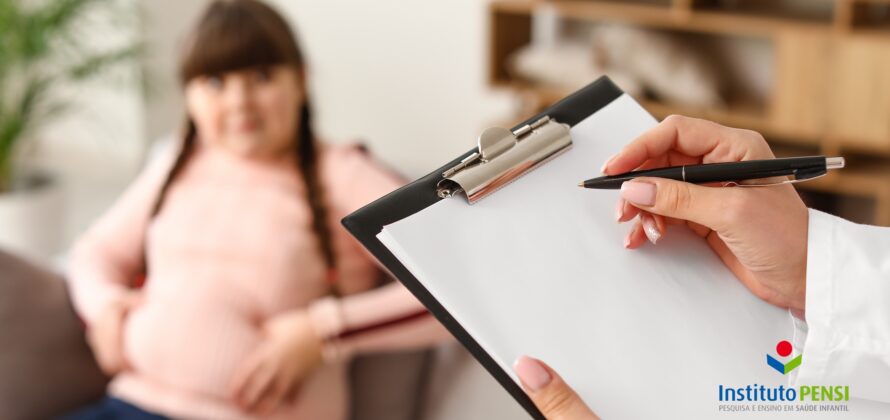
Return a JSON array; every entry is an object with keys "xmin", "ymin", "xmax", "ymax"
[
  {"xmin": 623, "ymin": 225, "xmax": 635, "ymax": 248},
  {"xmin": 514, "ymin": 356, "xmax": 551, "ymax": 391},
  {"xmin": 615, "ymin": 199, "xmax": 625, "ymax": 222},
  {"xmin": 600, "ymin": 154, "xmax": 618, "ymax": 174},
  {"xmin": 642, "ymin": 214, "xmax": 661, "ymax": 244},
  {"xmin": 620, "ymin": 181, "xmax": 656, "ymax": 206}
]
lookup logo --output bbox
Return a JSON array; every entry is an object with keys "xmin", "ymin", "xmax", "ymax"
[
  {"xmin": 766, "ymin": 340, "xmax": 802, "ymax": 375},
  {"xmin": 717, "ymin": 339, "xmax": 850, "ymax": 412}
]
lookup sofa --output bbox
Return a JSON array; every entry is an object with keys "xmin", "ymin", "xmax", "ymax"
[{"xmin": 0, "ymin": 250, "xmax": 108, "ymax": 419}]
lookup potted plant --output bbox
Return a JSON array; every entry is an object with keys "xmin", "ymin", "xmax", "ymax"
[{"xmin": 0, "ymin": 0, "xmax": 141, "ymax": 262}]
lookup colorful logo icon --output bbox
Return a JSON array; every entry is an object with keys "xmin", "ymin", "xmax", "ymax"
[{"xmin": 767, "ymin": 340, "xmax": 802, "ymax": 375}]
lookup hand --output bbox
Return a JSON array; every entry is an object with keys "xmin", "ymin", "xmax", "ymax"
[
  {"xmin": 230, "ymin": 309, "xmax": 324, "ymax": 414},
  {"xmin": 514, "ymin": 356, "xmax": 599, "ymax": 420},
  {"xmin": 87, "ymin": 292, "xmax": 142, "ymax": 375},
  {"xmin": 605, "ymin": 115, "xmax": 809, "ymax": 313}
]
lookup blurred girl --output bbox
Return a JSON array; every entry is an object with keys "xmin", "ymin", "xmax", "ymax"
[{"xmin": 65, "ymin": 1, "xmax": 448, "ymax": 419}]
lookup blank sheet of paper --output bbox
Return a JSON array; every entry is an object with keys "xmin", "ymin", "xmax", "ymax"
[{"xmin": 377, "ymin": 95, "xmax": 882, "ymax": 418}]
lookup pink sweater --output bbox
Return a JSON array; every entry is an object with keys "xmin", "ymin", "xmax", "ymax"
[{"xmin": 67, "ymin": 142, "xmax": 450, "ymax": 420}]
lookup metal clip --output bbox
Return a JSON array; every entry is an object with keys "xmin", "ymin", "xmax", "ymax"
[
  {"xmin": 723, "ymin": 172, "xmax": 828, "ymax": 188},
  {"xmin": 437, "ymin": 116, "xmax": 572, "ymax": 203}
]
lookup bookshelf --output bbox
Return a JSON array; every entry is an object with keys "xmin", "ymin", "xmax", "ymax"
[{"xmin": 489, "ymin": 0, "xmax": 890, "ymax": 225}]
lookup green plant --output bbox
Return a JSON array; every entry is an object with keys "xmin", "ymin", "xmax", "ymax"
[{"xmin": 0, "ymin": 0, "xmax": 141, "ymax": 192}]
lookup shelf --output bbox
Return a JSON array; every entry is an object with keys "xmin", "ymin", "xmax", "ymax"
[
  {"xmin": 638, "ymin": 99, "xmax": 767, "ymax": 137},
  {"xmin": 505, "ymin": 83, "xmax": 824, "ymax": 143},
  {"xmin": 491, "ymin": 1, "xmax": 831, "ymax": 38},
  {"xmin": 692, "ymin": 1, "xmax": 835, "ymax": 26},
  {"xmin": 837, "ymin": 0, "xmax": 890, "ymax": 33},
  {"xmin": 631, "ymin": 99, "xmax": 825, "ymax": 147}
]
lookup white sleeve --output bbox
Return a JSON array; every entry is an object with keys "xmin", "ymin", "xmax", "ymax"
[{"xmin": 789, "ymin": 209, "xmax": 890, "ymax": 403}]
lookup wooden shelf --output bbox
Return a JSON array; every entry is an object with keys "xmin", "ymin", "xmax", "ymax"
[
  {"xmin": 492, "ymin": 1, "xmax": 831, "ymax": 37},
  {"xmin": 638, "ymin": 99, "xmax": 768, "ymax": 137},
  {"xmin": 508, "ymin": 84, "xmax": 793, "ymax": 141},
  {"xmin": 837, "ymin": 0, "xmax": 890, "ymax": 32}
]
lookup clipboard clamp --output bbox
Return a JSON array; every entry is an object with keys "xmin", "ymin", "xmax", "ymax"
[{"xmin": 436, "ymin": 116, "xmax": 572, "ymax": 203}]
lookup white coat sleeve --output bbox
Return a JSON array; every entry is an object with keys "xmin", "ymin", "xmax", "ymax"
[{"xmin": 790, "ymin": 208, "xmax": 890, "ymax": 403}]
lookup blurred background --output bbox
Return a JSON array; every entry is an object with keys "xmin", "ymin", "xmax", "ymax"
[{"xmin": 1, "ymin": 0, "xmax": 889, "ymax": 418}]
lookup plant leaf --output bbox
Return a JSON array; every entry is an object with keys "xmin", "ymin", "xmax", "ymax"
[{"xmin": 67, "ymin": 44, "xmax": 143, "ymax": 81}]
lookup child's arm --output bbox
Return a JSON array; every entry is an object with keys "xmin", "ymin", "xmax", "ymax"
[
  {"xmin": 67, "ymin": 149, "xmax": 174, "ymax": 325},
  {"xmin": 306, "ymin": 145, "xmax": 453, "ymax": 362},
  {"xmin": 307, "ymin": 281, "xmax": 452, "ymax": 362}
]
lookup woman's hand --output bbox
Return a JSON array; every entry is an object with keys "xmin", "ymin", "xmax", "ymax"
[
  {"xmin": 606, "ymin": 115, "xmax": 809, "ymax": 313},
  {"xmin": 87, "ymin": 292, "xmax": 142, "ymax": 375},
  {"xmin": 514, "ymin": 356, "xmax": 599, "ymax": 420},
  {"xmin": 230, "ymin": 309, "xmax": 324, "ymax": 414}
]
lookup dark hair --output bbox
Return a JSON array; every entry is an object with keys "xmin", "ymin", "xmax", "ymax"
[{"xmin": 149, "ymin": 0, "xmax": 336, "ymax": 274}]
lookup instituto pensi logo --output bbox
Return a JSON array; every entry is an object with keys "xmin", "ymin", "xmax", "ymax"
[
  {"xmin": 766, "ymin": 340, "xmax": 802, "ymax": 375},
  {"xmin": 718, "ymin": 338, "xmax": 850, "ymax": 414}
]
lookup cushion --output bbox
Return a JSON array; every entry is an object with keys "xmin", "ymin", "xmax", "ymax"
[{"xmin": 0, "ymin": 250, "xmax": 108, "ymax": 420}]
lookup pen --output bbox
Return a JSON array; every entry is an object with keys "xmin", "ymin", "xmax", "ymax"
[{"xmin": 578, "ymin": 156, "xmax": 845, "ymax": 189}]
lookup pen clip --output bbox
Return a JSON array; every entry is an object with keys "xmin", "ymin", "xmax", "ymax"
[{"xmin": 723, "ymin": 172, "xmax": 827, "ymax": 188}]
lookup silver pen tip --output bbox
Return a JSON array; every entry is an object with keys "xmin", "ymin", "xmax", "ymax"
[{"xmin": 578, "ymin": 181, "xmax": 584, "ymax": 187}]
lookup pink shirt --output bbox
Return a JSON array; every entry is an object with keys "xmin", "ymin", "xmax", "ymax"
[{"xmin": 67, "ymin": 142, "xmax": 450, "ymax": 420}]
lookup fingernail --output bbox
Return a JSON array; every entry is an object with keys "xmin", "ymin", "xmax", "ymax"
[
  {"xmin": 600, "ymin": 154, "xmax": 617, "ymax": 174},
  {"xmin": 615, "ymin": 199, "xmax": 625, "ymax": 222},
  {"xmin": 620, "ymin": 181, "xmax": 656, "ymax": 206},
  {"xmin": 642, "ymin": 214, "xmax": 661, "ymax": 244},
  {"xmin": 623, "ymin": 225, "xmax": 635, "ymax": 249},
  {"xmin": 514, "ymin": 356, "xmax": 551, "ymax": 391}
]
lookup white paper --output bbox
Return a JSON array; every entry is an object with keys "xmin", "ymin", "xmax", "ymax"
[{"xmin": 378, "ymin": 95, "xmax": 887, "ymax": 418}]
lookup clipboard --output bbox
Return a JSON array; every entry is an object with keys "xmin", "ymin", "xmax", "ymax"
[
  {"xmin": 342, "ymin": 76, "xmax": 890, "ymax": 420},
  {"xmin": 341, "ymin": 77, "xmax": 624, "ymax": 419}
]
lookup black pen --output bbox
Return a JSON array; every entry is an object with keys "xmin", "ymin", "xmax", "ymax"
[{"xmin": 578, "ymin": 156, "xmax": 845, "ymax": 189}]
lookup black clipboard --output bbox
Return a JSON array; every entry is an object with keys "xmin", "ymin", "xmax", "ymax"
[{"xmin": 342, "ymin": 77, "xmax": 624, "ymax": 419}]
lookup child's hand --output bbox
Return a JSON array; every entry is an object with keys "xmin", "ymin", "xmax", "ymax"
[
  {"xmin": 230, "ymin": 309, "xmax": 324, "ymax": 414},
  {"xmin": 87, "ymin": 292, "xmax": 143, "ymax": 375}
]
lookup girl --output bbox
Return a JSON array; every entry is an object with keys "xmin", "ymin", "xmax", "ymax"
[{"xmin": 65, "ymin": 1, "xmax": 449, "ymax": 419}]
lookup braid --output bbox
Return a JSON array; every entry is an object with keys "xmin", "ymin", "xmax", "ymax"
[
  {"xmin": 296, "ymin": 103, "xmax": 337, "ymax": 273},
  {"xmin": 140, "ymin": 120, "xmax": 197, "ymax": 276},
  {"xmin": 151, "ymin": 120, "xmax": 197, "ymax": 218}
]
